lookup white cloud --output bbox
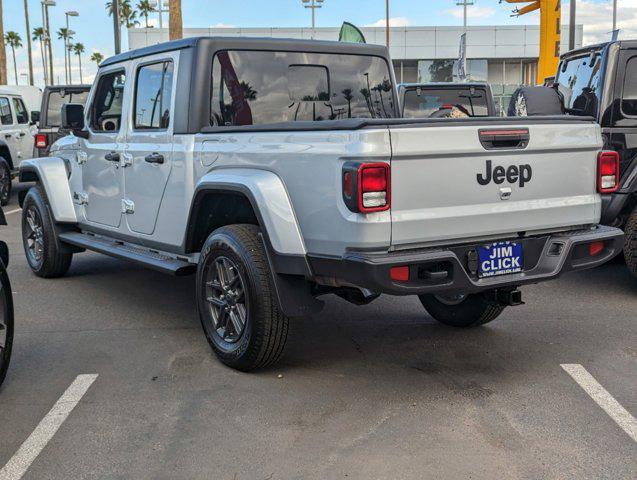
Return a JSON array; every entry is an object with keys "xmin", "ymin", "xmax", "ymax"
[
  {"xmin": 443, "ymin": 6, "xmax": 496, "ymax": 20},
  {"xmin": 364, "ymin": 17, "xmax": 412, "ymax": 28},
  {"xmin": 210, "ymin": 23, "xmax": 238, "ymax": 29},
  {"xmin": 563, "ymin": 0, "xmax": 637, "ymax": 45}
]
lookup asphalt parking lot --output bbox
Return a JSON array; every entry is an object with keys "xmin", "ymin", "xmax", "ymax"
[{"xmin": 0, "ymin": 184, "xmax": 635, "ymax": 480}]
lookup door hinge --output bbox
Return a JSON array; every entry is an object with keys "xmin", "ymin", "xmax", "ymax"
[
  {"xmin": 120, "ymin": 153, "xmax": 133, "ymax": 168},
  {"xmin": 76, "ymin": 151, "xmax": 87, "ymax": 165},
  {"xmin": 121, "ymin": 199, "xmax": 135, "ymax": 214},
  {"xmin": 73, "ymin": 192, "xmax": 88, "ymax": 205}
]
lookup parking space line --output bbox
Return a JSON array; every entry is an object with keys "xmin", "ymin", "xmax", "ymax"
[
  {"xmin": 0, "ymin": 374, "xmax": 98, "ymax": 480},
  {"xmin": 3, "ymin": 209, "xmax": 21, "ymax": 215},
  {"xmin": 561, "ymin": 364, "xmax": 637, "ymax": 443}
]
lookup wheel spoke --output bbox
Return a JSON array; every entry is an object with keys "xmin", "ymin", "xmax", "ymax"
[
  {"xmin": 205, "ymin": 279, "xmax": 223, "ymax": 291},
  {"xmin": 229, "ymin": 309, "xmax": 243, "ymax": 336},
  {"xmin": 206, "ymin": 296, "xmax": 225, "ymax": 309}
]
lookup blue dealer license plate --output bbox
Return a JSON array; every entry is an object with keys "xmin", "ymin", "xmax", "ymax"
[{"xmin": 478, "ymin": 242, "xmax": 523, "ymax": 278}]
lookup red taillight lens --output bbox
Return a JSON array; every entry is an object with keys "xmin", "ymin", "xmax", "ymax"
[
  {"xmin": 35, "ymin": 134, "xmax": 47, "ymax": 149},
  {"xmin": 589, "ymin": 241, "xmax": 604, "ymax": 256},
  {"xmin": 358, "ymin": 163, "xmax": 390, "ymax": 212},
  {"xmin": 390, "ymin": 265, "xmax": 410, "ymax": 282},
  {"xmin": 597, "ymin": 151, "xmax": 620, "ymax": 193},
  {"xmin": 343, "ymin": 171, "xmax": 353, "ymax": 197}
]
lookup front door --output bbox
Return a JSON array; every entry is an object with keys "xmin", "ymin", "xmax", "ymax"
[
  {"xmin": 81, "ymin": 68, "xmax": 128, "ymax": 229},
  {"xmin": 0, "ymin": 97, "xmax": 20, "ymax": 166},
  {"xmin": 124, "ymin": 57, "xmax": 176, "ymax": 235},
  {"xmin": 11, "ymin": 97, "xmax": 34, "ymax": 160}
]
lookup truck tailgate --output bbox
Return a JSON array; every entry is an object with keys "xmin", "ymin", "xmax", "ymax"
[{"xmin": 389, "ymin": 121, "xmax": 602, "ymax": 248}]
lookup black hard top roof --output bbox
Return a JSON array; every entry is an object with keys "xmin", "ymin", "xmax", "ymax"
[
  {"xmin": 43, "ymin": 84, "xmax": 91, "ymax": 91},
  {"xmin": 561, "ymin": 39, "xmax": 637, "ymax": 60},
  {"xmin": 101, "ymin": 36, "xmax": 390, "ymax": 67},
  {"xmin": 399, "ymin": 82, "xmax": 489, "ymax": 89}
]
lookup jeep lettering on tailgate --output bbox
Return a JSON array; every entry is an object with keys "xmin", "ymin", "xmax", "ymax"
[{"xmin": 477, "ymin": 160, "xmax": 532, "ymax": 187}]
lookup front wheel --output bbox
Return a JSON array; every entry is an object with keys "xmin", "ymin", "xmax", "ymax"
[
  {"xmin": 196, "ymin": 224, "xmax": 288, "ymax": 371},
  {"xmin": 21, "ymin": 186, "xmax": 72, "ymax": 278},
  {"xmin": 0, "ymin": 262, "xmax": 14, "ymax": 387},
  {"xmin": 419, "ymin": 291, "xmax": 505, "ymax": 328}
]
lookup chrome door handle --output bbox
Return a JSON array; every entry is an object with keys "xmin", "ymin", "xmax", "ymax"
[
  {"xmin": 104, "ymin": 151, "xmax": 120, "ymax": 162},
  {"xmin": 144, "ymin": 153, "xmax": 164, "ymax": 164},
  {"xmin": 4, "ymin": 134, "xmax": 11, "ymax": 139},
  {"xmin": 18, "ymin": 132, "xmax": 26, "ymax": 137}
]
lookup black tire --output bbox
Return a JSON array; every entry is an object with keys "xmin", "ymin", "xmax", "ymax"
[
  {"xmin": 624, "ymin": 206, "xmax": 637, "ymax": 279},
  {"xmin": 419, "ymin": 291, "xmax": 505, "ymax": 328},
  {"xmin": 21, "ymin": 186, "xmax": 72, "ymax": 278},
  {"xmin": 196, "ymin": 224, "xmax": 288, "ymax": 371},
  {"xmin": 0, "ymin": 262, "xmax": 14, "ymax": 388},
  {"xmin": 0, "ymin": 158, "xmax": 12, "ymax": 207}
]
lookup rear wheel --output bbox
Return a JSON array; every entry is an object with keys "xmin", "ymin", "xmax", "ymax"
[
  {"xmin": 0, "ymin": 262, "xmax": 14, "ymax": 387},
  {"xmin": 21, "ymin": 186, "xmax": 72, "ymax": 278},
  {"xmin": 624, "ymin": 206, "xmax": 637, "ymax": 279},
  {"xmin": 0, "ymin": 158, "xmax": 12, "ymax": 207},
  {"xmin": 196, "ymin": 224, "xmax": 288, "ymax": 371},
  {"xmin": 419, "ymin": 291, "xmax": 505, "ymax": 328}
]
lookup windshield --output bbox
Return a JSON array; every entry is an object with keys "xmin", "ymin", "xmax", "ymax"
[
  {"xmin": 45, "ymin": 89, "xmax": 89, "ymax": 127},
  {"xmin": 402, "ymin": 87, "xmax": 489, "ymax": 118},
  {"xmin": 555, "ymin": 50, "xmax": 603, "ymax": 117}
]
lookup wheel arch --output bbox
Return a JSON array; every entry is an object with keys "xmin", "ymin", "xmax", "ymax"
[{"xmin": 18, "ymin": 158, "xmax": 77, "ymax": 223}]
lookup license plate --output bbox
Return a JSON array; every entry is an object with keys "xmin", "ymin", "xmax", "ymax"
[{"xmin": 478, "ymin": 241, "xmax": 523, "ymax": 278}]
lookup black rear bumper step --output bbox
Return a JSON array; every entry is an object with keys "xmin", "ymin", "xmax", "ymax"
[{"xmin": 59, "ymin": 232, "xmax": 196, "ymax": 276}]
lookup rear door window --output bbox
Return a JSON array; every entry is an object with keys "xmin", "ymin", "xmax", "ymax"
[
  {"xmin": 556, "ymin": 52, "xmax": 603, "ymax": 116},
  {"xmin": 12, "ymin": 98, "xmax": 28, "ymax": 124},
  {"xmin": 133, "ymin": 61, "xmax": 174, "ymax": 129},
  {"xmin": 402, "ymin": 88, "xmax": 489, "ymax": 118},
  {"xmin": 621, "ymin": 55, "xmax": 637, "ymax": 117},
  {"xmin": 0, "ymin": 98, "xmax": 13, "ymax": 125},
  {"xmin": 45, "ymin": 90, "xmax": 89, "ymax": 127}
]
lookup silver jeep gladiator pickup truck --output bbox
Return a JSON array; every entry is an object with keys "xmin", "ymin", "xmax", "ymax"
[{"xmin": 18, "ymin": 37, "xmax": 624, "ymax": 371}]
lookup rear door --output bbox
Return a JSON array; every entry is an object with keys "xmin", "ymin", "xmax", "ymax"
[
  {"xmin": 123, "ymin": 54, "xmax": 176, "ymax": 236},
  {"xmin": 389, "ymin": 120, "xmax": 602, "ymax": 248},
  {"xmin": 0, "ymin": 97, "xmax": 19, "ymax": 166},
  {"xmin": 11, "ymin": 96, "xmax": 33, "ymax": 160}
]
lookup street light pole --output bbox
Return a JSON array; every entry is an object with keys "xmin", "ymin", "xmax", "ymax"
[
  {"xmin": 302, "ymin": 0, "xmax": 324, "ymax": 39},
  {"xmin": 568, "ymin": 0, "xmax": 576, "ymax": 51},
  {"xmin": 455, "ymin": 0, "xmax": 474, "ymax": 34},
  {"xmin": 42, "ymin": 1, "xmax": 55, "ymax": 87},
  {"xmin": 386, "ymin": 0, "xmax": 389, "ymax": 48},
  {"xmin": 612, "ymin": 0, "xmax": 617, "ymax": 32},
  {"xmin": 112, "ymin": 0, "xmax": 121, "ymax": 54},
  {"xmin": 65, "ymin": 11, "xmax": 78, "ymax": 84}
]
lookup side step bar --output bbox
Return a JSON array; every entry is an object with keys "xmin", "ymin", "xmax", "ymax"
[{"xmin": 58, "ymin": 232, "xmax": 196, "ymax": 276}]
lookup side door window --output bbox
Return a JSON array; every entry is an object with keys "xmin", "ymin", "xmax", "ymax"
[
  {"xmin": 621, "ymin": 56, "xmax": 637, "ymax": 117},
  {"xmin": 0, "ymin": 98, "xmax": 13, "ymax": 126},
  {"xmin": 133, "ymin": 61, "xmax": 174, "ymax": 130},
  {"xmin": 0, "ymin": 97, "xmax": 18, "ymax": 161},
  {"xmin": 90, "ymin": 70, "xmax": 126, "ymax": 132},
  {"xmin": 12, "ymin": 98, "xmax": 28, "ymax": 124}
]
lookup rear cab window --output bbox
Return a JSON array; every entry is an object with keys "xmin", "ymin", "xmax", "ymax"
[
  {"xmin": 621, "ymin": 55, "xmax": 637, "ymax": 117},
  {"xmin": 44, "ymin": 89, "xmax": 89, "ymax": 127},
  {"xmin": 555, "ymin": 50, "xmax": 603, "ymax": 117},
  {"xmin": 402, "ymin": 87, "xmax": 489, "ymax": 118},
  {"xmin": 210, "ymin": 50, "xmax": 396, "ymax": 126},
  {"xmin": 0, "ymin": 98, "xmax": 13, "ymax": 125}
]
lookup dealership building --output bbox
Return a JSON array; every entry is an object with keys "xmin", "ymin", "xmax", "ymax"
[{"xmin": 128, "ymin": 24, "xmax": 583, "ymax": 113}]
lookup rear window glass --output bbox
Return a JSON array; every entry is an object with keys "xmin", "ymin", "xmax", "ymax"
[
  {"xmin": 211, "ymin": 50, "xmax": 396, "ymax": 126},
  {"xmin": 402, "ymin": 88, "xmax": 489, "ymax": 118},
  {"xmin": 555, "ymin": 52, "xmax": 603, "ymax": 116},
  {"xmin": 45, "ymin": 89, "xmax": 89, "ymax": 127}
]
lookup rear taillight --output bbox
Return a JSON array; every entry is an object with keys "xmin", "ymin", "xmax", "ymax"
[
  {"xmin": 597, "ymin": 151, "xmax": 620, "ymax": 193},
  {"xmin": 342, "ymin": 162, "xmax": 390, "ymax": 213},
  {"xmin": 35, "ymin": 134, "xmax": 47, "ymax": 149}
]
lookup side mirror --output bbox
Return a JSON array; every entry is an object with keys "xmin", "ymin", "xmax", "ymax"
[
  {"xmin": 61, "ymin": 103, "xmax": 84, "ymax": 129},
  {"xmin": 30, "ymin": 110, "xmax": 40, "ymax": 124}
]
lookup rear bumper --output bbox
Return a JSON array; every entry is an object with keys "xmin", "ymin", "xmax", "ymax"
[{"xmin": 308, "ymin": 225, "xmax": 624, "ymax": 296}]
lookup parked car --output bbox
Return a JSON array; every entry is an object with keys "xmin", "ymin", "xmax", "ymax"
[
  {"xmin": 0, "ymin": 89, "xmax": 38, "ymax": 206},
  {"xmin": 552, "ymin": 40, "xmax": 637, "ymax": 278},
  {"xmin": 398, "ymin": 82, "xmax": 497, "ymax": 118},
  {"xmin": 33, "ymin": 85, "xmax": 91, "ymax": 158},
  {"xmin": 19, "ymin": 37, "xmax": 623, "ymax": 371},
  {"xmin": 0, "ymin": 207, "xmax": 14, "ymax": 387}
]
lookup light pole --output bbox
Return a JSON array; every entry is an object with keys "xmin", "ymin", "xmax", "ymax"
[
  {"xmin": 456, "ymin": 0, "xmax": 474, "ymax": 34},
  {"xmin": 568, "ymin": 0, "xmax": 576, "ymax": 51},
  {"xmin": 302, "ymin": 0, "xmax": 324, "ymax": 39},
  {"xmin": 149, "ymin": 0, "xmax": 169, "ymax": 30},
  {"xmin": 112, "ymin": 0, "xmax": 121, "ymax": 54},
  {"xmin": 386, "ymin": 0, "xmax": 389, "ymax": 48},
  {"xmin": 612, "ymin": 0, "xmax": 617, "ymax": 32},
  {"xmin": 65, "ymin": 11, "xmax": 78, "ymax": 84},
  {"xmin": 42, "ymin": 0, "xmax": 55, "ymax": 86}
]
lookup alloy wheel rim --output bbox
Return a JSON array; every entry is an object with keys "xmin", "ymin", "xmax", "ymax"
[
  {"xmin": 205, "ymin": 256, "xmax": 247, "ymax": 343},
  {"xmin": 25, "ymin": 206, "xmax": 45, "ymax": 266}
]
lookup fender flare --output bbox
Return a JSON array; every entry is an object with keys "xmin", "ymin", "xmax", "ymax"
[{"xmin": 18, "ymin": 157, "xmax": 77, "ymax": 223}]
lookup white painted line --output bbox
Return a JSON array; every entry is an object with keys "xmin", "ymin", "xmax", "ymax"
[
  {"xmin": 561, "ymin": 364, "xmax": 637, "ymax": 443},
  {"xmin": 0, "ymin": 374, "xmax": 98, "ymax": 480},
  {"xmin": 4, "ymin": 209, "xmax": 21, "ymax": 215}
]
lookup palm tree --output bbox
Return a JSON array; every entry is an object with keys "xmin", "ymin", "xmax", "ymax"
[
  {"xmin": 32, "ymin": 27, "xmax": 47, "ymax": 84},
  {"xmin": 137, "ymin": 0, "xmax": 155, "ymax": 28},
  {"xmin": 240, "ymin": 81, "xmax": 257, "ymax": 101},
  {"xmin": 106, "ymin": 1, "xmax": 139, "ymax": 28},
  {"xmin": 342, "ymin": 88, "xmax": 353, "ymax": 118},
  {"xmin": 23, "ymin": 0, "xmax": 34, "ymax": 85},
  {"xmin": 169, "ymin": 0, "xmax": 182, "ymax": 40},
  {"xmin": 4, "ymin": 31, "xmax": 22, "ymax": 85},
  {"xmin": 73, "ymin": 43, "xmax": 85, "ymax": 83},
  {"xmin": 57, "ymin": 27, "xmax": 73, "ymax": 83},
  {"xmin": 0, "ymin": 1, "xmax": 7, "ymax": 85},
  {"xmin": 90, "ymin": 51, "xmax": 104, "ymax": 66}
]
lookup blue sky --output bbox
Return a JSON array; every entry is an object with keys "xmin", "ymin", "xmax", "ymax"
[{"xmin": 3, "ymin": 0, "xmax": 636, "ymax": 86}]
